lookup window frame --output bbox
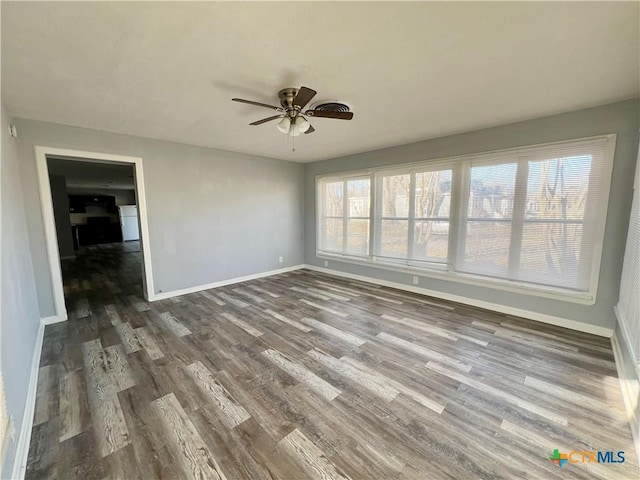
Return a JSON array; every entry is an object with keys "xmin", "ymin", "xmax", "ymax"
[
  {"xmin": 316, "ymin": 134, "xmax": 616, "ymax": 304},
  {"xmin": 317, "ymin": 173, "xmax": 373, "ymax": 259},
  {"xmin": 373, "ymin": 163, "xmax": 454, "ymax": 269}
]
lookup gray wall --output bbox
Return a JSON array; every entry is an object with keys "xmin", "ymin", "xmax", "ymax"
[
  {"xmin": 304, "ymin": 99, "xmax": 640, "ymax": 330},
  {"xmin": 1, "ymin": 104, "xmax": 42, "ymax": 478},
  {"xmin": 48, "ymin": 174, "xmax": 74, "ymax": 259},
  {"xmin": 14, "ymin": 119, "xmax": 304, "ymax": 318}
]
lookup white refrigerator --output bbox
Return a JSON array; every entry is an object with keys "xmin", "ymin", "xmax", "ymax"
[{"xmin": 118, "ymin": 205, "xmax": 140, "ymax": 241}]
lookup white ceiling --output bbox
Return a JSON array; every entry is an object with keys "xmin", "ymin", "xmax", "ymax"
[
  {"xmin": 2, "ymin": 2, "xmax": 638, "ymax": 163},
  {"xmin": 48, "ymin": 157, "xmax": 134, "ymax": 190}
]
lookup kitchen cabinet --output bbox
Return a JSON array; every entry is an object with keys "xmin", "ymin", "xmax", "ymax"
[
  {"xmin": 68, "ymin": 195, "xmax": 117, "ymax": 213},
  {"xmin": 68, "ymin": 195, "xmax": 86, "ymax": 213}
]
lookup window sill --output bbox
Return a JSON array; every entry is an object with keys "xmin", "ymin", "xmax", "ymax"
[{"xmin": 316, "ymin": 252, "xmax": 596, "ymax": 305}]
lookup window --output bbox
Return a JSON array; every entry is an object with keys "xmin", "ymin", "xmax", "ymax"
[
  {"xmin": 456, "ymin": 150, "xmax": 602, "ymax": 291},
  {"xmin": 318, "ymin": 176, "xmax": 371, "ymax": 257},
  {"xmin": 316, "ymin": 135, "xmax": 614, "ymax": 300},
  {"xmin": 459, "ymin": 161, "xmax": 516, "ymax": 277},
  {"xmin": 374, "ymin": 168, "xmax": 452, "ymax": 266}
]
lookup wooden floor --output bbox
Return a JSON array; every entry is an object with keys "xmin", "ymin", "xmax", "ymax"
[{"xmin": 26, "ymin": 242, "xmax": 638, "ymax": 479}]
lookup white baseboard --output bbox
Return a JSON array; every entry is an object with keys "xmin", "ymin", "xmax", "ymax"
[
  {"xmin": 148, "ymin": 265, "xmax": 305, "ymax": 301},
  {"xmin": 303, "ymin": 264, "xmax": 613, "ymax": 337},
  {"xmin": 40, "ymin": 315, "xmax": 66, "ymax": 325},
  {"xmin": 614, "ymin": 305, "xmax": 639, "ymax": 365},
  {"xmin": 611, "ymin": 333, "xmax": 640, "ymax": 465},
  {"xmin": 10, "ymin": 321, "xmax": 45, "ymax": 480}
]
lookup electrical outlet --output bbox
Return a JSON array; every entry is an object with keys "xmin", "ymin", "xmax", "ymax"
[
  {"xmin": 412, "ymin": 276, "xmax": 419, "ymax": 285},
  {"xmin": 324, "ymin": 260, "xmax": 329, "ymax": 267},
  {"xmin": 278, "ymin": 256, "xmax": 283, "ymax": 263}
]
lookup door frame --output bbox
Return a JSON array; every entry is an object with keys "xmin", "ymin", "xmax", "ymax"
[{"xmin": 35, "ymin": 146, "xmax": 155, "ymax": 322}]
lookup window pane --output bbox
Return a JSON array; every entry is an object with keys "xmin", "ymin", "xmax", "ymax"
[
  {"xmin": 380, "ymin": 219, "xmax": 408, "ymax": 258},
  {"xmin": 468, "ymin": 163, "xmax": 516, "ymax": 218},
  {"xmin": 347, "ymin": 179, "xmax": 370, "ymax": 217},
  {"xmin": 415, "ymin": 170, "xmax": 452, "ymax": 218},
  {"xmin": 413, "ymin": 221, "xmax": 448, "ymax": 262},
  {"xmin": 346, "ymin": 219, "xmax": 369, "ymax": 255},
  {"xmin": 520, "ymin": 222, "xmax": 584, "ymax": 289},
  {"xmin": 462, "ymin": 221, "xmax": 512, "ymax": 276},
  {"xmin": 323, "ymin": 218, "xmax": 343, "ymax": 252},
  {"xmin": 381, "ymin": 174, "xmax": 410, "ymax": 217},
  {"xmin": 526, "ymin": 156, "xmax": 591, "ymax": 221},
  {"xmin": 324, "ymin": 181, "xmax": 343, "ymax": 216}
]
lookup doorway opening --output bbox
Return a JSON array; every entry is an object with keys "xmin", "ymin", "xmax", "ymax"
[{"xmin": 35, "ymin": 147, "xmax": 154, "ymax": 322}]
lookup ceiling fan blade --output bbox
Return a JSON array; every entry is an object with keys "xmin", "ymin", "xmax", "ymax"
[
  {"xmin": 232, "ymin": 98, "xmax": 283, "ymax": 111},
  {"xmin": 249, "ymin": 115, "xmax": 283, "ymax": 126},
  {"xmin": 304, "ymin": 125, "xmax": 315, "ymax": 134},
  {"xmin": 305, "ymin": 110, "xmax": 354, "ymax": 120},
  {"xmin": 293, "ymin": 87, "xmax": 317, "ymax": 110}
]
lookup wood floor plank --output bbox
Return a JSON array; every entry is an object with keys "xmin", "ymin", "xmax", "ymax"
[
  {"xmin": 81, "ymin": 340, "xmax": 130, "ymax": 458},
  {"xmin": 262, "ymin": 348, "xmax": 341, "ymax": 401},
  {"xmin": 157, "ymin": 311, "xmax": 192, "ymax": 337},
  {"xmin": 76, "ymin": 298, "xmax": 92, "ymax": 318},
  {"xmin": 342, "ymin": 356, "xmax": 446, "ymax": 414},
  {"xmin": 247, "ymin": 284, "xmax": 280, "ymax": 298},
  {"xmin": 233, "ymin": 287, "xmax": 264, "ymax": 303},
  {"xmin": 185, "ymin": 361, "xmax": 251, "ymax": 428},
  {"xmin": 263, "ymin": 308, "xmax": 312, "ymax": 332},
  {"xmin": 307, "ymin": 287, "xmax": 351, "ymax": 302},
  {"xmin": 199, "ymin": 290, "xmax": 226, "ymax": 306},
  {"xmin": 376, "ymin": 332, "xmax": 472, "ymax": 372},
  {"xmin": 104, "ymin": 304, "xmax": 122, "ymax": 325},
  {"xmin": 59, "ymin": 370, "xmax": 86, "ymax": 441},
  {"xmin": 279, "ymin": 428, "xmax": 352, "ymax": 480},
  {"xmin": 103, "ymin": 344, "xmax": 137, "ymax": 391},
  {"xmin": 381, "ymin": 314, "xmax": 459, "ymax": 342},
  {"xmin": 308, "ymin": 348, "xmax": 399, "ymax": 402},
  {"xmin": 300, "ymin": 299, "xmax": 349, "ymax": 318},
  {"xmin": 134, "ymin": 327, "xmax": 164, "ymax": 360},
  {"xmin": 114, "ymin": 321, "xmax": 143, "ymax": 354},
  {"xmin": 301, "ymin": 317, "xmax": 366, "ymax": 346},
  {"xmin": 128, "ymin": 295, "xmax": 150, "ymax": 312},
  {"xmin": 150, "ymin": 393, "xmax": 228, "ymax": 480},
  {"xmin": 216, "ymin": 292, "xmax": 250, "ymax": 308},
  {"xmin": 425, "ymin": 361, "xmax": 568, "ymax": 425},
  {"xmin": 34, "ymin": 364, "xmax": 57, "ymax": 426},
  {"xmin": 221, "ymin": 312, "xmax": 263, "ymax": 337}
]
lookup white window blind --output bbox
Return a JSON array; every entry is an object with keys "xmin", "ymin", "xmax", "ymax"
[
  {"xmin": 456, "ymin": 139, "xmax": 609, "ymax": 292},
  {"xmin": 616, "ymin": 146, "xmax": 640, "ymax": 366},
  {"xmin": 318, "ymin": 176, "xmax": 371, "ymax": 257},
  {"xmin": 374, "ymin": 167, "xmax": 451, "ymax": 267},
  {"xmin": 316, "ymin": 135, "xmax": 614, "ymax": 299}
]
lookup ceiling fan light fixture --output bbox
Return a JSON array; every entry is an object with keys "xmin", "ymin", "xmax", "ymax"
[
  {"xmin": 287, "ymin": 117, "xmax": 309, "ymax": 137},
  {"xmin": 276, "ymin": 116, "xmax": 291, "ymax": 134},
  {"xmin": 289, "ymin": 122, "xmax": 302, "ymax": 137},
  {"xmin": 295, "ymin": 116, "xmax": 311, "ymax": 134}
]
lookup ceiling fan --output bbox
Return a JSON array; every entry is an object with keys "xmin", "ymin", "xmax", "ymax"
[{"xmin": 232, "ymin": 86, "xmax": 353, "ymax": 137}]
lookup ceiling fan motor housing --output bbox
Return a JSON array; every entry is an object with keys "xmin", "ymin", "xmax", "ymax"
[{"xmin": 278, "ymin": 88, "xmax": 300, "ymax": 114}]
